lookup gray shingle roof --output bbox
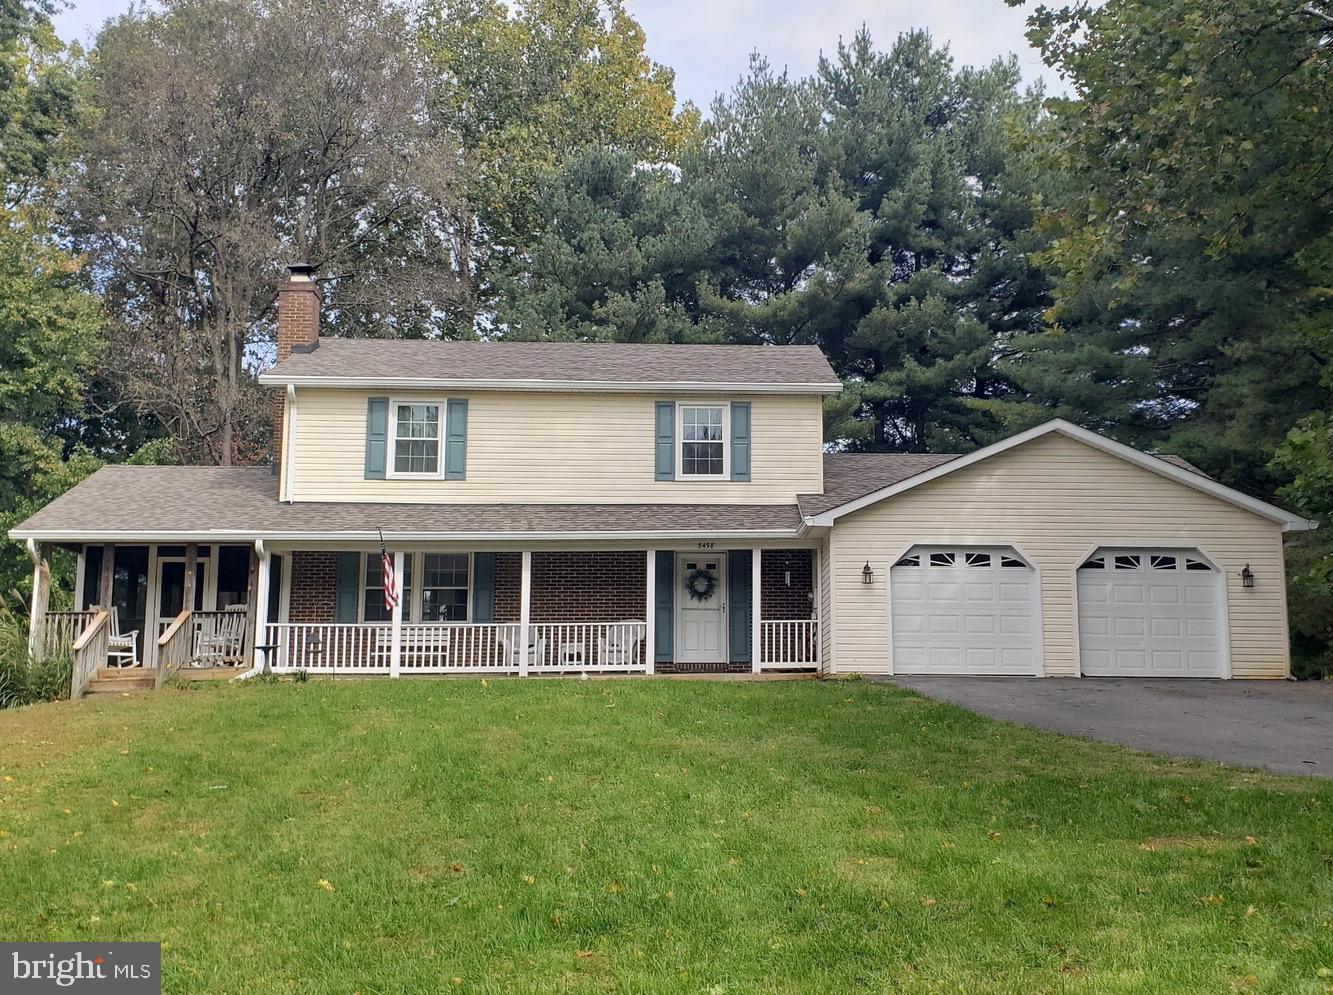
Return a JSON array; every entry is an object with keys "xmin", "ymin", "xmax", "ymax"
[
  {"xmin": 798, "ymin": 451, "xmax": 1210, "ymax": 517},
  {"xmin": 261, "ymin": 339, "xmax": 842, "ymax": 391},
  {"xmin": 9, "ymin": 466, "xmax": 801, "ymax": 540}
]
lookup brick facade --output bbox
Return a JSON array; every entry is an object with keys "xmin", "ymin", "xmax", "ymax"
[
  {"xmin": 288, "ymin": 550, "xmax": 337, "ymax": 623},
  {"xmin": 760, "ymin": 548, "xmax": 814, "ymax": 620},
  {"xmin": 530, "ymin": 551, "xmax": 647, "ymax": 622},
  {"xmin": 494, "ymin": 552, "xmax": 521, "ymax": 622}
]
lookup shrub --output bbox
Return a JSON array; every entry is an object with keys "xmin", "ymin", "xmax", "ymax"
[{"xmin": 0, "ymin": 593, "xmax": 72, "ymax": 707}]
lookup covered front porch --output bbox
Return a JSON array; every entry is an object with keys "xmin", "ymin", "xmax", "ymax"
[
  {"xmin": 28, "ymin": 540, "xmax": 819, "ymax": 692},
  {"xmin": 262, "ymin": 545, "xmax": 819, "ymax": 677}
]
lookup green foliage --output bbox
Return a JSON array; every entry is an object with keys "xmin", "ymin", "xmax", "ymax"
[
  {"xmin": 500, "ymin": 32, "xmax": 1050, "ymax": 452},
  {"xmin": 420, "ymin": 0, "xmax": 698, "ymax": 325},
  {"xmin": 0, "ymin": 593, "xmax": 70, "ymax": 708}
]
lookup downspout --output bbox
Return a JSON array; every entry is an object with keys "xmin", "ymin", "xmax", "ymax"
[
  {"xmin": 25, "ymin": 539, "xmax": 43, "ymax": 658},
  {"xmin": 231, "ymin": 538, "xmax": 269, "ymax": 681}
]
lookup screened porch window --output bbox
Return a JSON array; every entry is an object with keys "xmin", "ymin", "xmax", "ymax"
[{"xmin": 390, "ymin": 402, "xmax": 441, "ymax": 476}]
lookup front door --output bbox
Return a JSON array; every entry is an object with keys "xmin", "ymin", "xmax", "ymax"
[{"xmin": 675, "ymin": 553, "xmax": 728, "ymax": 664}]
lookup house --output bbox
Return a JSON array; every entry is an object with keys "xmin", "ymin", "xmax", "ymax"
[{"xmin": 11, "ymin": 265, "xmax": 1315, "ymax": 695}]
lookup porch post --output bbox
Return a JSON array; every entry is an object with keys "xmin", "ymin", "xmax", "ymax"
[
  {"xmin": 183, "ymin": 543, "xmax": 198, "ymax": 611},
  {"xmin": 644, "ymin": 550, "xmax": 655, "ymax": 675},
  {"xmin": 251, "ymin": 542, "xmax": 271, "ymax": 671},
  {"xmin": 519, "ymin": 550, "xmax": 532, "ymax": 677},
  {"xmin": 26, "ymin": 541, "xmax": 51, "ymax": 659},
  {"xmin": 390, "ymin": 550, "xmax": 404, "ymax": 678},
  {"xmin": 98, "ymin": 543, "xmax": 115, "ymax": 608},
  {"xmin": 751, "ymin": 547, "xmax": 762, "ymax": 674}
]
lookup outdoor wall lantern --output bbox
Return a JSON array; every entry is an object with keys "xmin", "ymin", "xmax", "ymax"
[
  {"xmin": 784, "ymin": 569, "xmax": 792, "ymax": 587},
  {"xmin": 1241, "ymin": 564, "xmax": 1255, "ymax": 589},
  {"xmin": 862, "ymin": 561, "xmax": 875, "ymax": 585}
]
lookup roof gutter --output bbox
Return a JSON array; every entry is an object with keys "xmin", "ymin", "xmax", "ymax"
[
  {"xmin": 7, "ymin": 527, "xmax": 802, "ymax": 544},
  {"xmin": 256, "ymin": 374, "xmax": 844, "ymax": 396}
]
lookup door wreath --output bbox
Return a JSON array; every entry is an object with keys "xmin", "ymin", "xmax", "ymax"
[{"xmin": 684, "ymin": 567, "xmax": 717, "ymax": 602}]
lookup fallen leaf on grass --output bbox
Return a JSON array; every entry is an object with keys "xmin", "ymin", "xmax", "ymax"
[
  {"xmin": 604, "ymin": 881, "xmax": 624, "ymax": 893},
  {"xmin": 316, "ymin": 879, "xmax": 335, "ymax": 892},
  {"xmin": 1201, "ymin": 894, "xmax": 1226, "ymax": 906},
  {"xmin": 921, "ymin": 897, "xmax": 937, "ymax": 908}
]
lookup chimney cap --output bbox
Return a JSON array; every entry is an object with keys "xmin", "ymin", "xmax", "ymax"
[{"xmin": 286, "ymin": 261, "xmax": 317, "ymax": 281}]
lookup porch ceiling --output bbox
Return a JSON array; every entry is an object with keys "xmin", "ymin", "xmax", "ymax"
[{"xmin": 9, "ymin": 466, "xmax": 803, "ymax": 542}]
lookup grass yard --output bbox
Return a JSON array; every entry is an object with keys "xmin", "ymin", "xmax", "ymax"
[{"xmin": 1, "ymin": 678, "xmax": 1331, "ymax": 994}]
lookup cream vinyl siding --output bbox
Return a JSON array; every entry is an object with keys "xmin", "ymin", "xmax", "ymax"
[
  {"xmin": 287, "ymin": 389, "xmax": 823, "ymax": 504},
  {"xmin": 829, "ymin": 433, "xmax": 1290, "ymax": 678},
  {"xmin": 817, "ymin": 536, "xmax": 834, "ymax": 675}
]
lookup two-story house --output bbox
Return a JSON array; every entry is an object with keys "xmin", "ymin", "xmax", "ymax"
[{"xmin": 12, "ymin": 265, "xmax": 1313, "ymax": 696}]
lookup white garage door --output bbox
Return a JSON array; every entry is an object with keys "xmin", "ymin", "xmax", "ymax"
[
  {"xmin": 890, "ymin": 548, "xmax": 1039, "ymax": 675},
  {"xmin": 1077, "ymin": 549, "xmax": 1224, "ymax": 677}
]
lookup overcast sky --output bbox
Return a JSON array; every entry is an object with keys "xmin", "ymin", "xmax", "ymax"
[{"xmin": 53, "ymin": 0, "xmax": 1062, "ymax": 108}]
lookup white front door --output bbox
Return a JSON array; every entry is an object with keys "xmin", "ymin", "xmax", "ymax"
[{"xmin": 675, "ymin": 553, "xmax": 728, "ymax": 664}]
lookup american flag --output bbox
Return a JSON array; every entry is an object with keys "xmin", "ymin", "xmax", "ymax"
[{"xmin": 379, "ymin": 532, "xmax": 399, "ymax": 613}]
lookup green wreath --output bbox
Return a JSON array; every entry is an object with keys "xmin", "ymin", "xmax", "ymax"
[{"xmin": 684, "ymin": 567, "xmax": 718, "ymax": 602}]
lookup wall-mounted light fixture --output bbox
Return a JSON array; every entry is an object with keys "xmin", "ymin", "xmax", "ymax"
[
  {"xmin": 784, "ymin": 570, "xmax": 791, "ymax": 587},
  {"xmin": 862, "ymin": 561, "xmax": 874, "ymax": 585},
  {"xmin": 1241, "ymin": 564, "xmax": 1255, "ymax": 589}
]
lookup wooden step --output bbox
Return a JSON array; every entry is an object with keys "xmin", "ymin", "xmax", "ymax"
[{"xmin": 85, "ymin": 668, "xmax": 158, "ymax": 694}]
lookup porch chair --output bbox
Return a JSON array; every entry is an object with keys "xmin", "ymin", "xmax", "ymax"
[
  {"xmin": 97, "ymin": 606, "xmax": 140, "ymax": 668},
  {"xmin": 598, "ymin": 622, "xmax": 645, "ymax": 668},
  {"xmin": 193, "ymin": 605, "xmax": 249, "ymax": 667},
  {"xmin": 500, "ymin": 634, "xmax": 547, "ymax": 670}
]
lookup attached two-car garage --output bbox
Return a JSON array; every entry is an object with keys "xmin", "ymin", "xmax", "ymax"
[
  {"xmin": 812, "ymin": 421, "xmax": 1308, "ymax": 679},
  {"xmin": 888, "ymin": 543, "xmax": 1225, "ymax": 678}
]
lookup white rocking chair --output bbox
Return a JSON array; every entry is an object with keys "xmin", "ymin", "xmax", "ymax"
[
  {"xmin": 598, "ymin": 622, "xmax": 645, "ymax": 668},
  {"xmin": 99, "ymin": 607, "xmax": 140, "ymax": 668},
  {"xmin": 192, "ymin": 605, "xmax": 248, "ymax": 667}
]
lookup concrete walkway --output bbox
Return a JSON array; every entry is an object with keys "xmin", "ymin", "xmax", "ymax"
[{"xmin": 880, "ymin": 677, "xmax": 1333, "ymax": 777}]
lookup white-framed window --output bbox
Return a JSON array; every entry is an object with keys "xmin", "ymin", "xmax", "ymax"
[
  {"xmin": 389, "ymin": 401, "xmax": 442, "ymax": 477},
  {"xmin": 361, "ymin": 552, "xmax": 414, "ymax": 623},
  {"xmin": 360, "ymin": 552, "xmax": 471, "ymax": 623},
  {"xmin": 421, "ymin": 553, "xmax": 469, "ymax": 622},
  {"xmin": 677, "ymin": 403, "xmax": 728, "ymax": 479}
]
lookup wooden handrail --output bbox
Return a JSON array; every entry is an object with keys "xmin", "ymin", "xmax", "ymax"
[
  {"xmin": 157, "ymin": 609, "xmax": 192, "ymax": 647},
  {"xmin": 71, "ymin": 611, "xmax": 109, "ymax": 652},
  {"xmin": 70, "ymin": 611, "xmax": 111, "ymax": 700}
]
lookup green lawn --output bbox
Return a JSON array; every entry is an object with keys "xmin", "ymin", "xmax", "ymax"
[{"xmin": 1, "ymin": 678, "xmax": 1331, "ymax": 994}]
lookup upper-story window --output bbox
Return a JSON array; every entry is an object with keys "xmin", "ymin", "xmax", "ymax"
[
  {"xmin": 678, "ymin": 404, "xmax": 729, "ymax": 478},
  {"xmin": 391, "ymin": 402, "xmax": 441, "ymax": 477}
]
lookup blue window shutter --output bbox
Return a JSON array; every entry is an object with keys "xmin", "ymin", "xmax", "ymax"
[
  {"xmin": 445, "ymin": 399, "xmax": 468, "ymax": 480},
  {"xmin": 334, "ymin": 552, "xmax": 360, "ymax": 622},
  {"xmin": 654, "ymin": 551, "xmax": 674, "ymax": 663},
  {"xmin": 472, "ymin": 552, "xmax": 495, "ymax": 622},
  {"xmin": 728, "ymin": 550, "xmax": 751, "ymax": 663},
  {"xmin": 730, "ymin": 401, "xmax": 751, "ymax": 481},
  {"xmin": 364, "ymin": 397, "xmax": 389, "ymax": 479},
  {"xmin": 655, "ymin": 401, "xmax": 675, "ymax": 480}
]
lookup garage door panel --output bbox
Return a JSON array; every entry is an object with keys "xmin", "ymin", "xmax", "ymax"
[
  {"xmin": 892, "ymin": 548, "xmax": 1038, "ymax": 676},
  {"xmin": 1079, "ymin": 548, "xmax": 1223, "ymax": 678}
]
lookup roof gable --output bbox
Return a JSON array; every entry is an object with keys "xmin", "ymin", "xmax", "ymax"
[{"xmin": 804, "ymin": 420, "xmax": 1315, "ymax": 532}]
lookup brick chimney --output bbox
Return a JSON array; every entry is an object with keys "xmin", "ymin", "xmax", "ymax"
[{"xmin": 273, "ymin": 262, "xmax": 320, "ymax": 471}]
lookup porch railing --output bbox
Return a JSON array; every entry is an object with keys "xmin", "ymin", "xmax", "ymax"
[
  {"xmin": 156, "ymin": 610, "xmax": 195, "ymax": 688},
  {"xmin": 35, "ymin": 610, "xmax": 99, "ymax": 660},
  {"xmin": 529, "ymin": 622, "xmax": 648, "ymax": 672},
  {"xmin": 264, "ymin": 621, "xmax": 650, "ymax": 675},
  {"xmin": 759, "ymin": 619, "xmax": 818, "ymax": 670},
  {"xmin": 70, "ymin": 610, "xmax": 111, "ymax": 700}
]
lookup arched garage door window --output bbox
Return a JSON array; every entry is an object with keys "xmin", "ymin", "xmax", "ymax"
[
  {"xmin": 1077, "ymin": 549, "xmax": 1224, "ymax": 678},
  {"xmin": 890, "ymin": 547, "xmax": 1039, "ymax": 676}
]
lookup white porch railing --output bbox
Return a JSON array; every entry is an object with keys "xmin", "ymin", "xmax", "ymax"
[
  {"xmin": 264, "ymin": 621, "xmax": 651, "ymax": 675},
  {"xmin": 759, "ymin": 619, "xmax": 818, "ymax": 671},
  {"xmin": 529, "ymin": 622, "xmax": 648, "ymax": 672}
]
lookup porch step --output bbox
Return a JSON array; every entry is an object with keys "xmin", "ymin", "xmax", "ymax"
[{"xmin": 84, "ymin": 667, "xmax": 158, "ymax": 694}]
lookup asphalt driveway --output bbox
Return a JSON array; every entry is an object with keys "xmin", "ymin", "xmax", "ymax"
[{"xmin": 881, "ymin": 677, "xmax": 1333, "ymax": 777}]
